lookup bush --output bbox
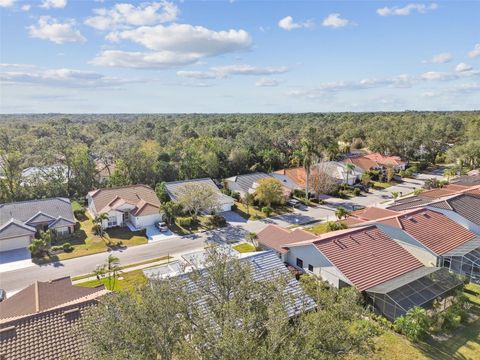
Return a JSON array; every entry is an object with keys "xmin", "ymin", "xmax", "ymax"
[
  {"xmin": 231, "ymin": 192, "xmax": 241, "ymax": 201},
  {"xmin": 62, "ymin": 242, "xmax": 73, "ymax": 253},
  {"xmin": 261, "ymin": 206, "xmax": 273, "ymax": 216},
  {"xmin": 338, "ymin": 190, "xmax": 349, "ymax": 199},
  {"xmin": 353, "ymin": 188, "xmax": 361, "ymax": 196},
  {"xmin": 326, "ymin": 222, "xmax": 348, "ymax": 232},
  {"xmin": 231, "ymin": 203, "xmax": 238, "ymax": 211},
  {"xmin": 293, "ymin": 189, "xmax": 306, "ymax": 198},
  {"xmin": 207, "ymin": 215, "xmax": 227, "ymax": 227},
  {"xmin": 176, "ymin": 217, "xmax": 193, "ymax": 227},
  {"xmin": 74, "ymin": 208, "xmax": 86, "ymax": 221},
  {"xmin": 394, "ymin": 307, "xmax": 428, "ymax": 342},
  {"xmin": 51, "ymin": 245, "xmax": 64, "ymax": 252}
]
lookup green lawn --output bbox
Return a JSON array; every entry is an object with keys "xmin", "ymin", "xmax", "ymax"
[
  {"xmin": 233, "ymin": 243, "xmax": 256, "ymax": 253},
  {"xmin": 233, "ymin": 202, "xmax": 292, "ymax": 220},
  {"xmin": 77, "ymin": 269, "xmax": 147, "ymax": 293},
  {"xmin": 354, "ymin": 283, "xmax": 480, "ymax": 360},
  {"xmin": 373, "ymin": 181, "xmax": 393, "ymax": 190},
  {"xmin": 170, "ymin": 215, "xmax": 226, "ymax": 235},
  {"xmin": 35, "ymin": 212, "xmax": 148, "ymax": 263}
]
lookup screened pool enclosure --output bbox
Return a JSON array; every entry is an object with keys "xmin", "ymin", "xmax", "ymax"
[
  {"xmin": 440, "ymin": 238, "xmax": 480, "ymax": 284},
  {"xmin": 366, "ymin": 267, "xmax": 463, "ymax": 321}
]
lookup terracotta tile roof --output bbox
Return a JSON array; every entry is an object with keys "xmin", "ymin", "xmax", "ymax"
[
  {"xmin": 0, "ymin": 277, "xmax": 106, "ymax": 321},
  {"xmin": 421, "ymin": 184, "xmax": 469, "ymax": 198},
  {"xmin": 364, "ymin": 153, "xmax": 406, "ymax": 167},
  {"xmin": 379, "ymin": 209, "xmax": 477, "ymax": 255},
  {"xmin": 0, "ymin": 300, "xmax": 98, "ymax": 360},
  {"xmin": 311, "ymin": 226, "xmax": 424, "ymax": 291},
  {"xmin": 273, "ymin": 167, "xmax": 312, "ymax": 188},
  {"xmin": 344, "ymin": 157, "xmax": 379, "ymax": 172},
  {"xmin": 257, "ymin": 224, "xmax": 317, "ymax": 254},
  {"xmin": 88, "ymin": 185, "xmax": 160, "ymax": 215},
  {"xmin": 351, "ymin": 207, "xmax": 399, "ymax": 221}
]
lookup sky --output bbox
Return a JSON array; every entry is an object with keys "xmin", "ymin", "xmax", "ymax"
[{"xmin": 0, "ymin": 0, "xmax": 479, "ymax": 113}]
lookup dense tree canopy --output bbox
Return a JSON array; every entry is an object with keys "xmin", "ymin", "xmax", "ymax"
[{"xmin": 0, "ymin": 112, "xmax": 478, "ymax": 202}]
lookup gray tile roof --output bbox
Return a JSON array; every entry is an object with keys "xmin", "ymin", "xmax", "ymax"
[
  {"xmin": 451, "ymin": 175, "xmax": 480, "ymax": 187},
  {"xmin": 386, "ymin": 196, "xmax": 433, "ymax": 211},
  {"xmin": 165, "ymin": 178, "xmax": 233, "ymax": 206},
  {"xmin": 0, "ymin": 198, "xmax": 74, "ymax": 226},
  {"xmin": 226, "ymin": 172, "xmax": 272, "ymax": 194},
  {"xmin": 179, "ymin": 251, "xmax": 316, "ymax": 318},
  {"xmin": 429, "ymin": 193, "xmax": 480, "ymax": 225},
  {"xmin": 0, "ymin": 220, "xmax": 36, "ymax": 239}
]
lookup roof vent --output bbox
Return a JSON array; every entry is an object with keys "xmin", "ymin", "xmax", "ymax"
[
  {"xmin": 422, "ymin": 213, "xmax": 431, "ymax": 219},
  {"xmin": 64, "ymin": 307, "xmax": 80, "ymax": 315}
]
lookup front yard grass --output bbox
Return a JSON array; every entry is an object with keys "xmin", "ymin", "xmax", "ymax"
[
  {"xmin": 306, "ymin": 222, "xmax": 335, "ymax": 235},
  {"xmin": 35, "ymin": 212, "xmax": 148, "ymax": 263},
  {"xmin": 170, "ymin": 215, "xmax": 226, "ymax": 235},
  {"xmin": 77, "ymin": 269, "xmax": 147, "ymax": 293},
  {"xmin": 233, "ymin": 202, "xmax": 292, "ymax": 220},
  {"xmin": 233, "ymin": 243, "xmax": 256, "ymax": 253},
  {"xmin": 372, "ymin": 181, "xmax": 393, "ymax": 190}
]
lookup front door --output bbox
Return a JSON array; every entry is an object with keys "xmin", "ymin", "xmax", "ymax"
[{"xmin": 122, "ymin": 212, "xmax": 129, "ymax": 225}]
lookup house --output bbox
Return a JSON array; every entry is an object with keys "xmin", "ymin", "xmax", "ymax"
[
  {"xmin": 165, "ymin": 178, "xmax": 234, "ymax": 213},
  {"xmin": 94, "ymin": 159, "xmax": 116, "ymax": 184},
  {"xmin": 376, "ymin": 208, "xmax": 480, "ymax": 283},
  {"xmin": 363, "ymin": 153, "xmax": 407, "ymax": 170},
  {"xmin": 272, "ymin": 162, "xmax": 360, "ymax": 191},
  {"xmin": 343, "ymin": 156, "xmax": 380, "ymax": 173},
  {"xmin": 86, "ymin": 185, "xmax": 162, "ymax": 230},
  {"xmin": 0, "ymin": 198, "xmax": 75, "ymax": 252},
  {"xmin": 224, "ymin": 172, "xmax": 283, "ymax": 198},
  {"xmin": 256, "ymin": 224, "xmax": 317, "ymax": 261},
  {"xmin": 147, "ymin": 250, "xmax": 316, "ymax": 318},
  {"xmin": 0, "ymin": 277, "xmax": 108, "ymax": 360},
  {"xmin": 21, "ymin": 164, "xmax": 70, "ymax": 184},
  {"xmin": 283, "ymin": 225, "xmax": 462, "ymax": 320}
]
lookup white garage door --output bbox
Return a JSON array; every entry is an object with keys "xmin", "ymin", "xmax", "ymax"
[
  {"xmin": 220, "ymin": 203, "xmax": 233, "ymax": 212},
  {"xmin": 0, "ymin": 235, "xmax": 31, "ymax": 252}
]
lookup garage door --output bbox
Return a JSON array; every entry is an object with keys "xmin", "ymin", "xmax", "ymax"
[
  {"xmin": 0, "ymin": 235, "xmax": 31, "ymax": 252},
  {"xmin": 220, "ymin": 203, "xmax": 233, "ymax": 212}
]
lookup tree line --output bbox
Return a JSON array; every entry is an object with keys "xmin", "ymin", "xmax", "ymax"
[{"xmin": 1, "ymin": 112, "xmax": 479, "ymax": 203}]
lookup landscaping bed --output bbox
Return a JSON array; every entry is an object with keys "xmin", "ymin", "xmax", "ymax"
[
  {"xmin": 233, "ymin": 243, "xmax": 256, "ymax": 253},
  {"xmin": 233, "ymin": 202, "xmax": 293, "ymax": 220}
]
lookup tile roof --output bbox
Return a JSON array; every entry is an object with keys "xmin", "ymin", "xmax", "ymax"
[
  {"xmin": 273, "ymin": 167, "xmax": 310, "ymax": 188},
  {"xmin": 379, "ymin": 209, "xmax": 477, "ymax": 255},
  {"xmin": 420, "ymin": 184, "xmax": 469, "ymax": 198},
  {"xmin": 0, "ymin": 300, "xmax": 98, "ymax": 360},
  {"xmin": 0, "ymin": 277, "xmax": 106, "ymax": 321},
  {"xmin": 344, "ymin": 156, "xmax": 379, "ymax": 172},
  {"xmin": 256, "ymin": 224, "xmax": 317, "ymax": 254},
  {"xmin": 311, "ymin": 226, "xmax": 424, "ymax": 291},
  {"xmin": 451, "ymin": 174, "xmax": 480, "ymax": 187},
  {"xmin": 273, "ymin": 162, "xmax": 351, "ymax": 188},
  {"xmin": 165, "ymin": 178, "xmax": 233, "ymax": 206},
  {"xmin": 225, "ymin": 172, "xmax": 273, "ymax": 194},
  {"xmin": 363, "ymin": 153, "xmax": 406, "ymax": 167},
  {"xmin": 350, "ymin": 207, "xmax": 399, "ymax": 221},
  {"xmin": 88, "ymin": 185, "xmax": 160, "ymax": 216},
  {"xmin": 429, "ymin": 193, "xmax": 480, "ymax": 226},
  {"xmin": 179, "ymin": 251, "xmax": 316, "ymax": 317},
  {"xmin": 387, "ymin": 196, "xmax": 434, "ymax": 211},
  {"xmin": 0, "ymin": 198, "xmax": 74, "ymax": 227}
]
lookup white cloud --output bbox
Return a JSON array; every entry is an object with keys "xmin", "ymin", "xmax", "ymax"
[
  {"xmin": 377, "ymin": 3, "xmax": 438, "ymax": 16},
  {"xmin": 468, "ymin": 43, "xmax": 480, "ymax": 58},
  {"xmin": 255, "ymin": 78, "xmax": 280, "ymax": 87},
  {"xmin": 40, "ymin": 0, "xmax": 67, "ymax": 9},
  {"xmin": 322, "ymin": 13, "xmax": 351, "ymax": 28},
  {"xmin": 0, "ymin": 0, "xmax": 15, "ymax": 8},
  {"xmin": 85, "ymin": 1, "xmax": 178, "ymax": 30},
  {"xmin": 455, "ymin": 63, "xmax": 473, "ymax": 73},
  {"xmin": 422, "ymin": 52, "xmax": 453, "ymax": 64},
  {"xmin": 421, "ymin": 71, "xmax": 457, "ymax": 81},
  {"xmin": 93, "ymin": 24, "xmax": 251, "ymax": 69},
  {"xmin": 177, "ymin": 64, "xmax": 289, "ymax": 79},
  {"xmin": 0, "ymin": 64, "xmax": 141, "ymax": 88},
  {"xmin": 278, "ymin": 16, "xmax": 313, "ymax": 31},
  {"xmin": 28, "ymin": 17, "xmax": 86, "ymax": 44},
  {"xmin": 21, "ymin": 4, "xmax": 31, "ymax": 11}
]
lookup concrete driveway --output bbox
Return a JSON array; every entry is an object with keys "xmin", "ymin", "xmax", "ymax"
[
  {"xmin": 145, "ymin": 225, "xmax": 178, "ymax": 242},
  {"xmin": 0, "ymin": 248, "xmax": 34, "ymax": 272}
]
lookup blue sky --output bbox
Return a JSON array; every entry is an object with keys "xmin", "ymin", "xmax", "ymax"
[{"xmin": 0, "ymin": 0, "xmax": 479, "ymax": 113}]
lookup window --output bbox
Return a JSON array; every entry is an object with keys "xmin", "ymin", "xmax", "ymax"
[
  {"xmin": 308, "ymin": 264, "xmax": 314, "ymax": 272},
  {"xmin": 108, "ymin": 216, "xmax": 117, "ymax": 227},
  {"xmin": 296, "ymin": 258, "xmax": 304, "ymax": 268}
]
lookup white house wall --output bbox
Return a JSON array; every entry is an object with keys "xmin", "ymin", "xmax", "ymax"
[
  {"xmin": 426, "ymin": 206, "xmax": 480, "ymax": 235},
  {"xmin": 286, "ymin": 244, "xmax": 350, "ymax": 288},
  {"xmin": 377, "ymin": 223, "xmax": 438, "ymax": 267}
]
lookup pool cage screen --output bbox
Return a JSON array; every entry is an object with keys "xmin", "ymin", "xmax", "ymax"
[
  {"xmin": 366, "ymin": 267, "xmax": 463, "ymax": 321},
  {"xmin": 440, "ymin": 242, "xmax": 480, "ymax": 284}
]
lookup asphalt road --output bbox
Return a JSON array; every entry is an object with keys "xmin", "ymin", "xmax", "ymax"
[{"xmin": 0, "ymin": 235, "xmax": 205, "ymax": 294}]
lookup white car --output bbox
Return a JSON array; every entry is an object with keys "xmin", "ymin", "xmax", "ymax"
[{"xmin": 156, "ymin": 222, "xmax": 169, "ymax": 232}]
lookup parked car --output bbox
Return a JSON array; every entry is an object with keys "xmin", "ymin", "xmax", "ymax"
[
  {"xmin": 0, "ymin": 288, "xmax": 6, "ymax": 302},
  {"xmin": 156, "ymin": 221, "xmax": 169, "ymax": 232},
  {"xmin": 287, "ymin": 198, "xmax": 301, "ymax": 208}
]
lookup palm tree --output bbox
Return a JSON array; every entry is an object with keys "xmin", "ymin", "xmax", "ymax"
[
  {"xmin": 301, "ymin": 139, "xmax": 317, "ymax": 199},
  {"xmin": 105, "ymin": 254, "xmax": 121, "ymax": 290},
  {"xmin": 93, "ymin": 212, "xmax": 109, "ymax": 236},
  {"xmin": 335, "ymin": 207, "xmax": 350, "ymax": 220},
  {"xmin": 345, "ymin": 163, "xmax": 355, "ymax": 185},
  {"xmin": 443, "ymin": 167, "xmax": 456, "ymax": 182}
]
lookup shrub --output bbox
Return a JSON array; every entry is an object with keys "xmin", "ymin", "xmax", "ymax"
[
  {"xmin": 261, "ymin": 206, "xmax": 273, "ymax": 216},
  {"xmin": 231, "ymin": 203, "xmax": 238, "ymax": 211},
  {"xmin": 394, "ymin": 307, "xmax": 428, "ymax": 342},
  {"xmin": 353, "ymin": 188, "xmax": 361, "ymax": 196},
  {"xmin": 231, "ymin": 192, "xmax": 241, "ymax": 200},
  {"xmin": 74, "ymin": 208, "xmax": 86, "ymax": 221},
  {"xmin": 326, "ymin": 221, "xmax": 348, "ymax": 232},
  {"xmin": 207, "ymin": 215, "xmax": 227, "ymax": 227},
  {"xmin": 176, "ymin": 217, "xmax": 193, "ymax": 227},
  {"xmin": 62, "ymin": 242, "xmax": 73, "ymax": 252},
  {"xmin": 51, "ymin": 245, "xmax": 64, "ymax": 252},
  {"xmin": 293, "ymin": 189, "xmax": 306, "ymax": 198}
]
